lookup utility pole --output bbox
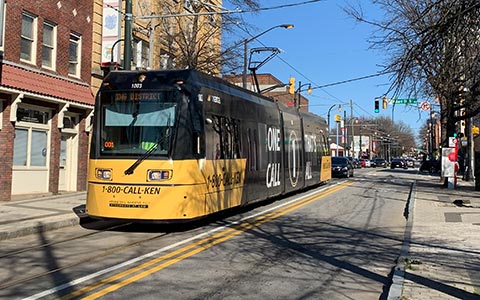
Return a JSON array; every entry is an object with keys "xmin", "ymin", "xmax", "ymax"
[
  {"xmin": 124, "ymin": 0, "xmax": 133, "ymax": 70},
  {"xmin": 350, "ymin": 99, "xmax": 355, "ymax": 158},
  {"xmin": 343, "ymin": 110, "xmax": 347, "ymax": 156},
  {"xmin": 465, "ymin": 117, "xmax": 475, "ymax": 181}
]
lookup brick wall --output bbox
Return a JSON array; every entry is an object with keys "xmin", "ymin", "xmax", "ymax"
[
  {"xmin": 49, "ymin": 112, "xmax": 60, "ymax": 194},
  {"xmin": 77, "ymin": 116, "xmax": 89, "ymax": 191},
  {"xmin": 3, "ymin": 0, "xmax": 93, "ymax": 82},
  {"xmin": 0, "ymin": 95, "xmax": 13, "ymax": 201}
]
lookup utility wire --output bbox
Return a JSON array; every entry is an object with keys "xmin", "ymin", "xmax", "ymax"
[{"xmin": 311, "ymin": 70, "xmax": 393, "ymax": 90}]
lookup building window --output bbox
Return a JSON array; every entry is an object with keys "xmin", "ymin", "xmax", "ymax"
[
  {"xmin": 0, "ymin": 100, "xmax": 3, "ymax": 129},
  {"xmin": 69, "ymin": 32, "xmax": 81, "ymax": 77},
  {"xmin": 42, "ymin": 21, "xmax": 56, "ymax": 69},
  {"xmin": 21, "ymin": 12, "xmax": 37, "ymax": 63},
  {"xmin": 13, "ymin": 106, "xmax": 50, "ymax": 168},
  {"xmin": 0, "ymin": 0, "xmax": 5, "ymax": 50},
  {"xmin": 13, "ymin": 128, "xmax": 48, "ymax": 167},
  {"xmin": 133, "ymin": 39, "xmax": 149, "ymax": 69},
  {"xmin": 141, "ymin": 40, "xmax": 149, "ymax": 68}
]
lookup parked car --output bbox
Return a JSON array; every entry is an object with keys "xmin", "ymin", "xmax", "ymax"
[
  {"xmin": 390, "ymin": 158, "xmax": 407, "ymax": 169},
  {"xmin": 331, "ymin": 156, "xmax": 354, "ymax": 178},
  {"xmin": 374, "ymin": 158, "xmax": 387, "ymax": 168},
  {"xmin": 370, "ymin": 159, "xmax": 377, "ymax": 168},
  {"xmin": 419, "ymin": 160, "xmax": 441, "ymax": 173},
  {"xmin": 359, "ymin": 158, "xmax": 370, "ymax": 168},
  {"xmin": 405, "ymin": 158, "xmax": 415, "ymax": 168},
  {"xmin": 353, "ymin": 158, "xmax": 360, "ymax": 169},
  {"xmin": 347, "ymin": 156, "xmax": 359, "ymax": 169}
]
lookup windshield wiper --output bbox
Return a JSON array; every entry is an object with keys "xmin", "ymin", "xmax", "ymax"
[
  {"xmin": 124, "ymin": 116, "xmax": 172, "ymax": 176},
  {"xmin": 124, "ymin": 134, "xmax": 169, "ymax": 175}
]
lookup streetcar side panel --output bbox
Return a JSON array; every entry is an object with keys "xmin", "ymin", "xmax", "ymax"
[
  {"xmin": 300, "ymin": 111, "xmax": 331, "ymax": 187},
  {"xmin": 279, "ymin": 106, "xmax": 305, "ymax": 194},
  {"xmin": 201, "ymin": 84, "xmax": 283, "ymax": 207}
]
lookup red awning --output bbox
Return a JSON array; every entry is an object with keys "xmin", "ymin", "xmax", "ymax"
[{"xmin": 1, "ymin": 64, "xmax": 94, "ymax": 105}]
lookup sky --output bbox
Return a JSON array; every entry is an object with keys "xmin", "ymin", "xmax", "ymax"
[{"xmin": 222, "ymin": 0, "xmax": 433, "ymax": 139}]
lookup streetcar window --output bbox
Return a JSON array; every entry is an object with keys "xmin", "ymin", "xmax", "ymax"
[
  {"xmin": 99, "ymin": 91, "xmax": 177, "ymax": 156},
  {"xmin": 206, "ymin": 115, "xmax": 241, "ymax": 160}
]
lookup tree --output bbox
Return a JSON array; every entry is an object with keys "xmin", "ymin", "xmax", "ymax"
[
  {"xmin": 345, "ymin": 0, "xmax": 480, "ymax": 147},
  {"xmin": 138, "ymin": 0, "xmax": 260, "ymax": 75}
]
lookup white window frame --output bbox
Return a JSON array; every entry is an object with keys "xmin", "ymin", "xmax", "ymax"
[
  {"xmin": 140, "ymin": 39, "xmax": 149, "ymax": 69},
  {"xmin": 0, "ymin": 1, "xmax": 6, "ymax": 51},
  {"xmin": 13, "ymin": 104, "xmax": 51, "ymax": 170},
  {"xmin": 133, "ymin": 38, "xmax": 149, "ymax": 70},
  {"xmin": 20, "ymin": 12, "xmax": 38, "ymax": 64},
  {"xmin": 61, "ymin": 112, "xmax": 79, "ymax": 135},
  {"xmin": 0, "ymin": 100, "xmax": 3, "ymax": 130},
  {"xmin": 68, "ymin": 32, "xmax": 81, "ymax": 77},
  {"xmin": 42, "ymin": 21, "xmax": 57, "ymax": 70}
]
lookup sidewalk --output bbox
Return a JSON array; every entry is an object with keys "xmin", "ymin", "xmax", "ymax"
[
  {"xmin": 395, "ymin": 175, "xmax": 480, "ymax": 300},
  {"xmin": 0, "ymin": 192, "xmax": 88, "ymax": 240}
]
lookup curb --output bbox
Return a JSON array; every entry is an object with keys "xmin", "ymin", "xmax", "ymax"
[
  {"xmin": 387, "ymin": 181, "xmax": 416, "ymax": 300},
  {"xmin": 0, "ymin": 213, "xmax": 89, "ymax": 241}
]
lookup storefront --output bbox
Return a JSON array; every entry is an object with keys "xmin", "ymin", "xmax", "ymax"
[{"xmin": 0, "ymin": 64, "xmax": 94, "ymax": 201}]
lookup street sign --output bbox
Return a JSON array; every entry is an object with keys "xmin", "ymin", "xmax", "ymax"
[
  {"xmin": 448, "ymin": 137, "xmax": 458, "ymax": 147},
  {"xmin": 393, "ymin": 98, "xmax": 417, "ymax": 104},
  {"xmin": 421, "ymin": 101, "xmax": 431, "ymax": 111}
]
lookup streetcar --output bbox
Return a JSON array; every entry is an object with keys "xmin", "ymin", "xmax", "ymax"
[{"xmin": 86, "ymin": 69, "xmax": 331, "ymax": 222}]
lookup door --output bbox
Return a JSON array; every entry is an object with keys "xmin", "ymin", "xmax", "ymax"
[{"xmin": 59, "ymin": 133, "xmax": 78, "ymax": 191}]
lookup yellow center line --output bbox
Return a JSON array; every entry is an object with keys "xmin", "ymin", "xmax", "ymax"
[{"xmin": 66, "ymin": 182, "xmax": 352, "ymax": 300}]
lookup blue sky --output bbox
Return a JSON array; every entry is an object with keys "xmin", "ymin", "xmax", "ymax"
[{"xmin": 222, "ymin": 0, "xmax": 431, "ymax": 137}]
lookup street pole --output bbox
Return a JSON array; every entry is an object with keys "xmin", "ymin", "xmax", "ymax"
[
  {"xmin": 336, "ymin": 121, "xmax": 339, "ymax": 156},
  {"xmin": 350, "ymin": 99, "xmax": 355, "ymax": 158},
  {"xmin": 343, "ymin": 110, "xmax": 347, "ymax": 156},
  {"xmin": 124, "ymin": 0, "xmax": 133, "ymax": 70},
  {"xmin": 296, "ymin": 81, "xmax": 302, "ymax": 108},
  {"xmin": 242, "ymin": 40, "xmax": 248, "ymax": 88},
  {"xmin": 466, "ymin": 117, "xmax": 475, "ymax": 181},
  {"xmin": 242, "ymin": 24, "xmax": 294, "ymax": 89},
  {"xmin": 327, "ymin": 104, "xmax": 336, "ymax": 138}
]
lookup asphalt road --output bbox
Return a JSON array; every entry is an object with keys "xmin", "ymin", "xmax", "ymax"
[{"xmin": 1, "ymin": 167, "xmax": 410, "ymax": 300}]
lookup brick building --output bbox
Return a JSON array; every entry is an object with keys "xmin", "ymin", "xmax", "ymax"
[
  {"xmin": 0, "ymin": 0, "xmax": 94, "ymax": 200},
  {"xmin": 223, "ymin": 73, "xmax": 310, "ymax": 112}
]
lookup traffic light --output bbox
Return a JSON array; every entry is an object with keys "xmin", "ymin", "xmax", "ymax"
[
  {"xmin": 473, "ymin": 125, "xmax": 479, "ymax": 136},
  {"xmin": 374, "ymin": 99, "xmax": 379, "ymax": 113},
  {"xmin": 382, "ymin": 97, "xmax": 388, "ymax": 109},
  {"xmin": 288, "ymin": 77, "xmax": 295, "ymax": 94}
]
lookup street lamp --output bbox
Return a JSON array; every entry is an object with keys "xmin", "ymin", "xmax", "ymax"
[
  {"xmin": 242, "ymin": 24, "xmax": 294, "ymax": 89},
  {"xmin": 327, "ymin": 104, "xmax": 337, "ymax": 135},
  {"xmin": 295, "ymin": 81, "xmax": 312, "ymax": 108}
]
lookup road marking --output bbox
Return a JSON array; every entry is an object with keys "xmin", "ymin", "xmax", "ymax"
[{"xmin": 24, "ymin": 181, "xmax": 352, "ymax": 300}]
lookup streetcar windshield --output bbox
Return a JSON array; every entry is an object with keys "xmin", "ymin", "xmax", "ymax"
[{"xmin": 99, "ymin": 91, "xmax": 177, "ymax": 156}]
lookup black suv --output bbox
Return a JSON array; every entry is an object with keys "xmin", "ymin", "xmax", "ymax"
[
  {"xmin": 390, "ymin": 158, "xmax": 407, "ymax": 169},
  {"xmin": 331, "ymin": 156, "xmax": 354, "ymax": 178},
  {"xmin": 374, "ymin": 158, "xmax": 387, "ymax": 168}
]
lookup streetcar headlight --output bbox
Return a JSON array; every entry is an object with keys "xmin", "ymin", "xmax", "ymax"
[
  {"xmin": 147, "ymin": 170, "xmax": 172, "ymax": 181},
  {"xmin": 96, "ymin": 168, "xmax": 112, "ymax": 180}
]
